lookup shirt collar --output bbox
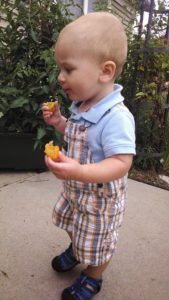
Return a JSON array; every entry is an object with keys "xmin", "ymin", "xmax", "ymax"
[{"xmin": 70, "ymin": 84, "xmax": 124, "ymax": 124}]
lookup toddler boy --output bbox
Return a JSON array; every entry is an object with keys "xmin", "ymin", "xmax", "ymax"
[{"xmin": 42, "ymin": 11, "xmax": 135, "ymax": 300}]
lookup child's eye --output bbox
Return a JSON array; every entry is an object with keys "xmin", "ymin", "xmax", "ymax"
[{"xmin": 65, "ymin": 68, "xmax": 74, "ymax": 74}]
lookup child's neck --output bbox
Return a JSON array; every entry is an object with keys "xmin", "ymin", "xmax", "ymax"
[
  {"xmin": 78, "ymin": 99, "xmax": 96, "ymax": 113},
  {"xmin": 78, "ymin": 84, "xmax": 115, "ymax": 113}
]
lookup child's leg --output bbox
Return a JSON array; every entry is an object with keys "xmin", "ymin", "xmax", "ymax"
[
  {"xmin": 65, "ymin": 232, "xmax": 110, "ymax": 279},
  {"xmin": 84, "ymin": 260, "xmax": 110, "ymax": 279}
]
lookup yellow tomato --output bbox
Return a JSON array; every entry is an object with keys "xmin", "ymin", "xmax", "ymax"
[
  {"xmin": 44, "ymin": 141, "xmax": 59, "ymax": 161},
  {"xmin": 47, "ymin": 102, "xmax": 56, "ymax": 113}
]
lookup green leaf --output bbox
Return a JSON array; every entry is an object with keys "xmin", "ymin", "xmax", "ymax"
[
  {"xmin": 48, "ymin": 69, "xmax": 56, "ymax": 85},
  {"xmin": 138, "ymin": 66, "xmax": 144, "ymax": 71},
  {"xmin": 0, "ymin": 87, "xmax": 19, "ymax": 96},
  {"xmin": 148, "ymin": 82, "xmax": 156, "ymax": 89},
  {"xmin": 136, "ymin": 92, "xmax": 146, "ymax": 98},
  {"xmin": 31, "ymin": 28, "xmax": 38, "ymax": 43},
  {"xmin": 162, "ymin": 62, "xmax": 169, "ymax": 69},
  {"xmin": 31, "ymin": 101, "xmax": 39, "ymax": 111},
  {"xmin": 10, "ymin": 97, "xmax": 28, "ymax": 108},
  {"xmin": 36, "ymin": 127, "xmax": 46, "ymax": 140},
  {"xmin": 33, "ymin": 139, "xmax": 40, "ymax": 150}
]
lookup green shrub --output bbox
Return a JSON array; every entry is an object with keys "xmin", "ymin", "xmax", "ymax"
[{"xmin": 0, "ymin": 0, "xmax": 77, "ymax": 148}]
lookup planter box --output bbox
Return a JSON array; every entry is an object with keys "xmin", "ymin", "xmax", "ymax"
[{"xmin": 0, "ymin": 133, "xmax": 46, "ymax": 171}]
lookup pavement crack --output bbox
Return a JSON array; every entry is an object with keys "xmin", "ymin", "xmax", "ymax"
[
  {"xmin": 0, "ymin": 174, "xmax": 36, "ymax": 189},
  {"xmin": 0, "ymin": 270, "xmax": 9, "ymax": 279},
  {"xmin": 0, "ymin": 174, "xmax": 49, "ymax": 189},
  {"xmin": 23, "ymin": 179, "xmax": 49, "ymax": 183}
]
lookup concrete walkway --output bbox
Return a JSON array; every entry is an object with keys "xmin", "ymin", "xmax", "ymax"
[{"xmin": 0, "ymin": 171, "xmax": 169, "ymax": 300}]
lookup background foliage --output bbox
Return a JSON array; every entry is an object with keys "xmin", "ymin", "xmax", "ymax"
[
  {"xmin": 95, "ymin": 0, "xmax": 169, "ymax": 171},
  {"xmin": 0, "ymin": 0, "xmax": 77, "ymax": 148},
  {"xmin": 0, "ymin": 0, "xmax": 169, "ymax": 172}
]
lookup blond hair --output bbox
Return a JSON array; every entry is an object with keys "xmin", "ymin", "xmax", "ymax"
[{"xmin": 56, "ymin": 12, "xmax": 127, "ymax": 78}]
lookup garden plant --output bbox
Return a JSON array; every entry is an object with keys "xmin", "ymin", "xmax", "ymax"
[
  {"xmin": 0, "ymin": 0, "xmax": 78, "ymax": 149},
  {"xmin": 95, "ymin": 0, "xmax": 169, "ymax": 172}
]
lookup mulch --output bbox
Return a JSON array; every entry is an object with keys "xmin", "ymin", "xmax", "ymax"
[{"xmin": 129, "ymin": 169, "xmax": 169, "ymax": 191}]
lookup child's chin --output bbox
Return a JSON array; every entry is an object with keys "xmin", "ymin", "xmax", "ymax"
[{"xmin": 69, "ymin": 94, "xmax": 79, "ymax": 101}]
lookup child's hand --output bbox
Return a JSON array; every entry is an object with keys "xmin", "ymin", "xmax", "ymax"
[
  {"xmin": 45, "ymin": 151, "xmax": 83, "ymax": 181},
  {"xmin": 41, "ymin": 101, "xmax": 61, "ymax": 127}
]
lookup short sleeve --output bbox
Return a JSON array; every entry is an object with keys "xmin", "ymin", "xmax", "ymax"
[{"xmin": 101, "ymin": 106, "xmax": 136, "ymax": 157}]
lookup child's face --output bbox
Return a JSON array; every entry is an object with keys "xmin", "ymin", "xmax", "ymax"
[{"xmin": 55, "ymin": 40, "xmax": 103, "ymax": 103}]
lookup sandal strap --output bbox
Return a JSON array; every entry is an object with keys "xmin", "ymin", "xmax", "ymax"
[
  {"xmin": 52, "ymin": 243, "xmax": 79, "ymax": 272},
  {"xmin": 62, "ymin": 271, "xmax": 102, "ymax": 300}
]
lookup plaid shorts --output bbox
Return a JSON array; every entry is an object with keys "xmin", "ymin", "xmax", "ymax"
[{"xmin": 52, "ymin": 179, "xmax": 127, "ymax": 266}]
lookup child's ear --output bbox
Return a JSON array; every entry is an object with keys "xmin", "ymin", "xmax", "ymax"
[{"xmin": 99, "ymin": 61, "xmax": 116, "ymax": 82}]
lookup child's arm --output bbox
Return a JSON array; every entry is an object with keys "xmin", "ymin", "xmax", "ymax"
[
  {"xmin": 80, "ymin": 154, "xmax": 133, "ymax": 182},
  {"xmin": 45, "ymin": 152, "xmax": 133, "ymax": 182},
  {"xmin": 41, "ymin": 101, "xmax": 67, "ymax": 134}
]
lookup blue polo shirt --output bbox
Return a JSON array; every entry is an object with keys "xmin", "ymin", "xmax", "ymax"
[{"xmin": 69, "ymin": 84, "xmax": 136, "ymax": 162}]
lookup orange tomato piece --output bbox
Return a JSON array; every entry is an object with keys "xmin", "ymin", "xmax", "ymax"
[
  {"xmin": 47, "ymin": 101, "xmax": 56, "ymax": 113},
  {"xmin": 44, "ymin": 141, "xmax": 59, "ymax": 161}
]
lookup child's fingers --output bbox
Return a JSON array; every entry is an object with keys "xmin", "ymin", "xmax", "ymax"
[
  {"xmin": 45, "ymin": 156, "xmax": 61, "ymax": 175},
  {"xmin": 41, "ymin": 103, "xmax": 54, "ymax": 118},
  {"xmin": 45, "ymin": 156, "xmax": 54, "ymax": 169},
  {"xmin": 43, "ymin": 111, "xmax": 53, "ymax": 118},
  {"xmin": 41, "ymin": 103, "xmax": 49, "ymax": 111}
]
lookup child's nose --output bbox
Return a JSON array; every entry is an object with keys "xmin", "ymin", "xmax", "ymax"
[{"xmin": 58, "ymin": 71, "xmax": 66, "ymax": 83}]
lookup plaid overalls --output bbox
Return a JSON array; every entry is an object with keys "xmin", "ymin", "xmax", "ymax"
[{"xmin": 52, "ymin": 119, "xmax": 128, "ymax": 266}]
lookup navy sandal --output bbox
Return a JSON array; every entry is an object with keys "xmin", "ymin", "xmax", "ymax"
[
  {"xmin": 62, "ymin": 271, "xmax": 102, "ymax": 300},
  {"xmin": 51, "ymin": 243, "xmax": 80, "ymax": 272}
]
